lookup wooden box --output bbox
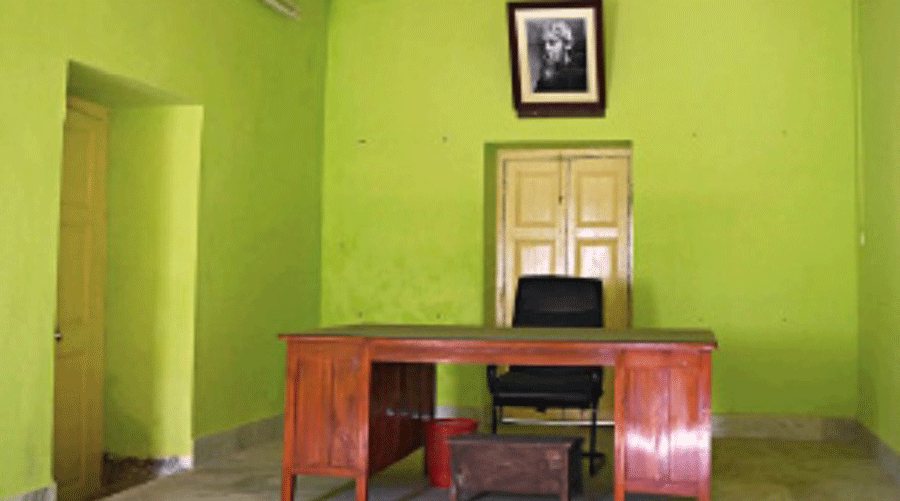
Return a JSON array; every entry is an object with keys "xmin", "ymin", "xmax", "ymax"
[{"xmin": 446, "ymin": 435, "xmax": 582, "ymax": 501}]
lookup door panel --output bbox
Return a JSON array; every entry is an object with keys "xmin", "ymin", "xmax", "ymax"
[
  {"xmin": 572, "ymin": 170, "xmax": 618, "ymax": 227},
  {"xmin": 502, "ymin": 157, "xmax": 565, "ymax": 324},
  {"xmin": 515, "ymin": 169, "xmax": 561, "ymax": 229},
  {"xmin": 54, "ymin": 356, "xmax": 88, "ymax": 487},
  {"xmin": 575, "ymin": 239, "xmax": 613, "ymax": 278},
  {"xmin": 55, "ymin": 97, "xmax": 107, "ymax": 501},
  {"xmin": 57, "ymin": 226, "xmax": 91, "ymax": 334},
  {"xmin": 568, "ymin": 155, "xmax": 630, "ymax": 330},
  {"xmin": 514, "ymin": 240, "xmax": 557, "ymax": 277},
  {"xmin": 575, "ymin": 239, "xmax": 628, "ymax": 332}
]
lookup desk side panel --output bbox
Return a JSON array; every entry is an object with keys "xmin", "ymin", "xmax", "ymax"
[
  {"xmin": 369, "ymin": 362, "xmax": 435, "ymax": 474},
  {"xmin": 286, "ymin": 340, "xmax": 364, "ymax": 473},
  {"xmin": 618, "ymin": 350, "xmax": 710, "ymax": 497}
]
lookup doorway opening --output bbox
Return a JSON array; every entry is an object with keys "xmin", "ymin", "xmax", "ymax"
[{"xmin": 56, "ymin": 62, "xmax": 203, "ymax": 501}]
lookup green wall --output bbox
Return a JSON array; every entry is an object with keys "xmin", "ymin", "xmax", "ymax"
[
  {"xmin": 857, "ymin": 0, "xmax": 900, "ymax": 454},
  {"xmin": 106, "ymin": 106, "xmax": 202, "ymax": 458},
  {"xmin": 0, "ymin": 1, "xmax": 327, "ymax": 497},
  {"xmin": 321, "ymin": 0, "xmax": 859, "ymax": 415}
]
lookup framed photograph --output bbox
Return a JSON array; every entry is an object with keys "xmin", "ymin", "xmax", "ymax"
[{"xmin": 507, "ymin": 1, "xmax": 605, "ymax": 117}]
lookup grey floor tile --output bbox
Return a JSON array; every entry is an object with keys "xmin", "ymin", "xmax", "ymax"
[{"xmin": 100, "ymin": 427, "xmax": 900, "ymax": 501}]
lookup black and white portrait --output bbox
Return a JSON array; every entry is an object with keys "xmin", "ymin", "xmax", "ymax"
[
  {"xmin": 507, "ymin": 1, "xmax": 605, "ymax": 117},
  {"xmin": 526, "ymin": 18, "xmax": 588, "ymax": 93}
]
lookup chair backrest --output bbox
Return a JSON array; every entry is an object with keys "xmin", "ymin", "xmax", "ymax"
[{"xmin": 512, "ymin": 275, "xmax": 603, "ymax": 328}]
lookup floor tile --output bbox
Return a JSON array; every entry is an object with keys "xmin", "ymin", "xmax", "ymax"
[{"xmin": 100, "ymin": 427, "xmax": 900, "ymax": 501}]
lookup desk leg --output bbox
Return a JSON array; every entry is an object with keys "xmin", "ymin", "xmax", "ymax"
[
  {"xmin": 282, "ymin": 342, "xmax": 300, "ymax": 501},
  {"xmin": 699, "ymin": 483, "xmax": 711, "ymax": 501},
  {"xmin": 613, "ymin": 351, "xmax": 626, "ymax": 501},
  {"xmin": 612, "ymin": 483, "xmax": 624, "ymax": 501},
  {"xmin": 698, "ymin": 352, "xmax": 713, "ymax": 501},
  {"xmin": 281, "ymin": 469, "xmax": 295, "ymax": 501},
  {"xmin": 355, "ymin": 474, "xmax": 369, "ymax": 501}
]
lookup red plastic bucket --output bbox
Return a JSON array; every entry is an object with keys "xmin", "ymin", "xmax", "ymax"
[{"xmin": 425, "ymin": 418, "xmax": 478, "ymax": 487}]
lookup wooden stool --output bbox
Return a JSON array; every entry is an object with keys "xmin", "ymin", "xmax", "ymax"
[{"xmin": 446, "ymin": 435, "xmax": 582, "ymax": 501}]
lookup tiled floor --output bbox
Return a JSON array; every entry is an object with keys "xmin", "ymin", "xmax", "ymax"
[{"xmin": 101, "ymin": 427, "xmax": 900, "ymax": 501}]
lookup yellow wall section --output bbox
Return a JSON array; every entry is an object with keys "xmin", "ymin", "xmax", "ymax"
[
  {"xmin": 0, "ymin": 1, "xmax": 326, "ymax": 497},
  {"xmin": 105, "ymin": 107, "xmax": 202, "ymax": 458},
  {"xmin": 321, "ymin": 0, "xmax": 860, "ymax": 415},
  {"xmin": 857, "ymin": 0, "xmax": 900, "ymax": 454}
]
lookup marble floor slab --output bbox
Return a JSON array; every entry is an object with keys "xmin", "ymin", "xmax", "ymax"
[{"xmin": 100, "ymin": 427, "xmax": 900, "ymax": 501}]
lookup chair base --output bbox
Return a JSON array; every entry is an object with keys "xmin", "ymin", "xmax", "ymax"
[{"xmin": 583, "ymin": 451, "xmax": 605, "ymax": 475}]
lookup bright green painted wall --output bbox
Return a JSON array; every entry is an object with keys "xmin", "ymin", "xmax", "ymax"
[
  {"xmin": 106, "ymin": 107, "xmax": 202, "ymax": 458},
  {"xmin": 857, "ymin": 0, "xmax": 900, "ymax": 453},
  {"xmin": 0, "ymin": 1, "xmax": 326, "ymax": 497},
  {"xmin": 321, "ymin": 0, "xmax": 859, "ymax": 415}
]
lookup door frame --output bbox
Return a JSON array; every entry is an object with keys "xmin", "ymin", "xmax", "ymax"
[{"xmin": 493, "ymin": 146, "xmax": 634, "ymax": 327}]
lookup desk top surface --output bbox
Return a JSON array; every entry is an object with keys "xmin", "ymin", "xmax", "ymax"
[{"xmin": 281, "ymin": 324, "xmax": 717, "ymax": 347}]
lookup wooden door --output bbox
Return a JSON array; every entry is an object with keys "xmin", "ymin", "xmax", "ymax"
[
  {"xmin": 567, "ymin": 155, "xmax": 630, "ymax": 329},
  {"xmin": 496, "ymin": 147, "xmax": 631, "ymax": 423},
  {"xmin": 499, "ymin": 156, "xmax": 566, "ymax": 323},
  {"xmin": 55, "ymin": 97, "xmax": 107, "ymax": 501}
]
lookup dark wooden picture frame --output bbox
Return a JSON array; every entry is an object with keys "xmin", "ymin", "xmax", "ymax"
[{"xmin": 507, "ymin": 1, "xmax": 605, "ymax": 118}]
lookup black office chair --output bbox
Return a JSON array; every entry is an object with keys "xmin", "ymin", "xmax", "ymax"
[{"xmin": 487, "ymin": 275, "xmax": 605, "ymax": 475}]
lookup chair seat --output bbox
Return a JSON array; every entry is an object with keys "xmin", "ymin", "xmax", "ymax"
[{"xmin": 492, "ymin": 370, "xmax": 601, "ymax": 408}]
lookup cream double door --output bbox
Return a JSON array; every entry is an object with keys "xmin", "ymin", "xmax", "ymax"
[{"xmin": 495, "ymin": 147, "xmax": 632, "ymax": 422}]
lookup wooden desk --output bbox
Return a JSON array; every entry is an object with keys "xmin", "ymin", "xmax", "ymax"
[{"xmin": 279, "ymin": 325, "xmax": 717, "ymax": 501}]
